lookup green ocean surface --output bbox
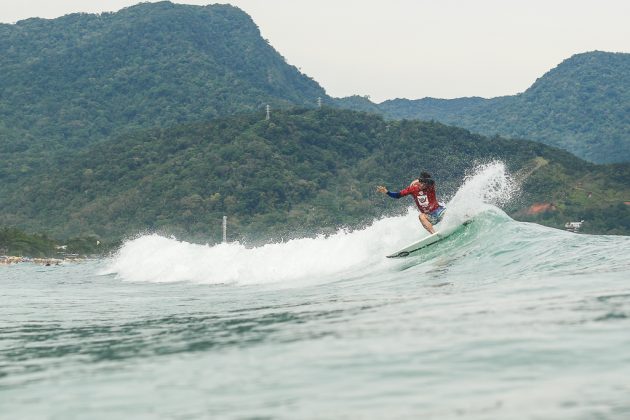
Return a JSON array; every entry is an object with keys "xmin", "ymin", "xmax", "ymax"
[{"xmin": 2, "ymin": 165, "xmax": 629, "ymax": 419}]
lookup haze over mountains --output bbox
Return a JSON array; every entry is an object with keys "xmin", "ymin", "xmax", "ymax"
[
  {"xmin": 376, "ymin": 51, "xmax": 630, "ymax": 164},
  {"xmin": 339, "ymin": 52, "xmax": 630, "ymax": 163},
  {"xmin": 0, "ymin": 1, "xmax": 628, "ymax": 242}
]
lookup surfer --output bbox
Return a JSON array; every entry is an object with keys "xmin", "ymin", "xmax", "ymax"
[{"xmin": 377, "ymin": 172, "xmax": 446, "ymax": 234}]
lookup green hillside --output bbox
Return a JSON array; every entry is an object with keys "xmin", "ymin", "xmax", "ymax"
[
  {"xmin": 0, "ymin": 2, "xmax": 327, "ymax": 158},
  {"xmin": 372, "ymin": 52, "xmax": 630, "ymax": 164},
  {"xmin": 1, "ymin": 109, "xmax": 628, "ymax": 242}
]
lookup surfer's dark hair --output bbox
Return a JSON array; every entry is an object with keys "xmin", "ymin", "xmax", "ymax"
[{"xmin": 418, "ymin": 171, "xmax": 434, "ymax": 185}]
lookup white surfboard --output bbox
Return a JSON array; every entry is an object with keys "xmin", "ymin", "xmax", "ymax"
[{"xmin": 386, "ymin": 220, "xmax": 472, "ymax": 258}]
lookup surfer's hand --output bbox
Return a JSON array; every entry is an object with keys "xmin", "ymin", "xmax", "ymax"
[{"xmin": 376, "ymin": 186, "xmax": 388, "ymax": 194}]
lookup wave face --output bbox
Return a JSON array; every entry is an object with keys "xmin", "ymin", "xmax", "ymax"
[{"xmin": 105, "ymin": 162, "xmax": 629, "ymax": 285}]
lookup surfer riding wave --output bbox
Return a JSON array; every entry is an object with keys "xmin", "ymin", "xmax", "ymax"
[{"xmin": 377, "ymin": 171, "xmax": 446, "ymax": 234}]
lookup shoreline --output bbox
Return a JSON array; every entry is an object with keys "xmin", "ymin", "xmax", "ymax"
[{"xmin": 0, "ymin": 256, "xmax": 85, "ymax": 266}]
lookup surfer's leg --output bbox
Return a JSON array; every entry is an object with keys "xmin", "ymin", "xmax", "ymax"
[{"xmin": 418, "ymin": 213, "xmax": 435, "ymax": 234}]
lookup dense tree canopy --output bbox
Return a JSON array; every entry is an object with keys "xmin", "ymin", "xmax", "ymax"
[
  {"xmin": 0, "ymin": 2, "xmax": 327, "ymax": 172},
  {"xmin": 1, "ymin": 109, "xmax": 628, "ymax": 243}
]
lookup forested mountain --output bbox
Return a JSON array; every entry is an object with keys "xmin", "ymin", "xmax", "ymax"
[
  {"xmin": 1, "ymin": 4, "xmax": 628, "ymax": 246},
  {"xmin": 1, "ymin": 2, "xmax": 627, "ymax": 168},
  {"xmin": 372, "ymin": 52, "xmax": 630, "ymax": 164},
  {"xmin": 0, "ymin": 1, "xmax": 327, "ymax": 157},
  {"xmin": 1, "ymin": 109, "xmax": 627, "ymax": 242}
]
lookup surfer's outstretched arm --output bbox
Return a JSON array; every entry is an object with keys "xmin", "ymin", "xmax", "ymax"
[
  {"xmin": 376, "ymin": 185, "xmax": 402, "ymax": 198},
  {"xmin": 377, "ymin": 185, "xmax": 419, "ymax": 199}
]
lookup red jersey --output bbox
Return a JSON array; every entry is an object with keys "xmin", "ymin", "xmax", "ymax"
[{"xmin": 398, "ymin": 183, "xmax": 439, "ymax": 213}]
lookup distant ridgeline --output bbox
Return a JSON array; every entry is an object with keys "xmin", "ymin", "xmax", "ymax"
[
  {"xmin": 1, "ymin": 109, "xmax": 628, "ymax": 242},
  {"xmin": 2, "ymin": 2, "xmax": 627, "ymax": 168},
  {"xmin": 0, "ymin": 1, "xmax": 627, "ymax": 167},
  {"xmin": 348, "ymin": 51, "xmax": 630, "ymax": 164}
]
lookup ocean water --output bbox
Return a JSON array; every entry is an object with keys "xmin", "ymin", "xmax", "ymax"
[{"xmin": 2, "ymin": 164, "xmax": 630, "ymax": 419}]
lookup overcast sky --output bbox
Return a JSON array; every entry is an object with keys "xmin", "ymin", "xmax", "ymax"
[{"xmin": 1, "ymin": 0, "xmax": 629, "ymax": 102}]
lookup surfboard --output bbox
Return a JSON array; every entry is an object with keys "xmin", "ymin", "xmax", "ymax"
[{"xmin": 386, "ymin": 220, "xmax": 472, "ymax": 258}]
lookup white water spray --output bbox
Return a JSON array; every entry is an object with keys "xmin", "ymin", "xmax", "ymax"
[
  {"xmin": 105, "ymin": 162, "xmax": 515, "ymax": 284},
  {"xmin": 441, "ymin": 161, "xmax": 516, "ymax": 227}
]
